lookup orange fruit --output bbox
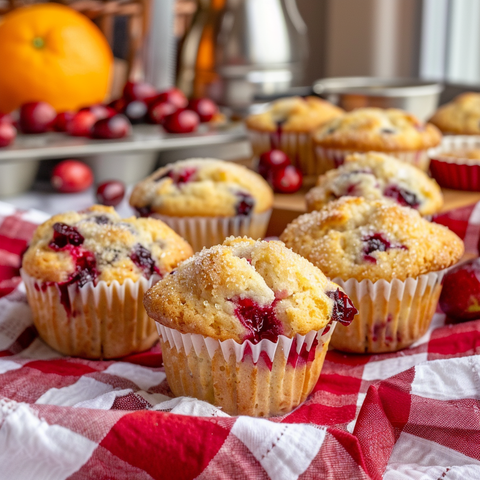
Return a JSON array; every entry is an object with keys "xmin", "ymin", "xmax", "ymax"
[{"xmin": 0, "ymin": 4, "xmax": 113, "ymax": 113}]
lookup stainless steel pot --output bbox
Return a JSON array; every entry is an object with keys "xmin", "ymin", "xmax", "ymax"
[{"xmin": 313, "ymin": 77, "xmax": 443, "ymax": 121}]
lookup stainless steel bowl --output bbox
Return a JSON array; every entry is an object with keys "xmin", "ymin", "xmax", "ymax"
[{"xmin": 313, "ymin": 77, "xmax": 443, "ymax": 121}]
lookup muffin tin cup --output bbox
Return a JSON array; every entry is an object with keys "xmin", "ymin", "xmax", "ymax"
[
  {"xmin": 21, "ymin": 270, "xmax": 160, "ymax": 359},
  {"xmin": 155, "ymin": 322, "xmax": 335, "ymax": 417},
  {"xmin": 331, "ymin": 269, "xmax": 446, "ymax": 354},
  {"xmin": 150, "ymin": 209, "xmax": 272, "ymax": 253},
  {"xmin": 313, "ymin": 146, "xmax": 431, "ymax": 173},
  {"xmin": 429, "ymin": 136, "xmax": 480, "ymax": 191}
]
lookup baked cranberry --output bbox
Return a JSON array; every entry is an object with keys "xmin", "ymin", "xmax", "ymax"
[
  {"xmin": 147, "ymin": 100, "xmax": 177, "ymax": 124},
  {"xmin": 19, "ymin": 101, "xmax": 56, "ymax": 134},
  {"xmin": 130, "ymin": 244, "xmax": 161, "ymax": 277},
  {"xmin": 384, "ymin": 185, "xmax": 419, "ymax": 209},
  {"xmin": 49, "ymin": 223, "xmax": 84, "ymax": 250},
  {"xmin": 153, "ymin": 88, "xmax": 188, "ymax": 110},
  {"xmin": 66, "ymin": 110, "xmax": 97, "ymax": 137},
  {"xmin": 123, "ymin": 81, "xmax": 158, "ymax": 103},
  {"xmin": 92, "ymin": 215, "xmax": 111, "ymax": 225},
  {"xmin": 79, "ymin": 104, "xmax": 116, "ymax": 121},
  {"xmin": 155, "ymin": 167, "xmax": 197, "ymax": 185},
  {"xmin": 163, "ymin": 110, "xmax": 199, "ymax": 134},
  {"xmin": 123, "ymin": 100, "xmax": 148, "ymax": 124},
  {"xmin": 258, "ymin": 149, "xmax": 290, "ymax": 180},
  {"xmin": 91, "ymin": 115, "xmax": 131, "ymax": 139},
  {"xmin": 363, "ymin": 233, "xmax": 407, "ymax": 263},
  {"xmin": 188, "ymin": 98, "xmax": 218, "ymax": 123},
  {"xmin": 96, "ymin": 180, "xmax": 125, "ymax": 206},
  {"xmin": 0, "ymin": 121, "xmax": 16, "ymax": 147},
  {"xmin": 235, "ymin": 192, "xmax": 255, "ymax": 216},
  {"xmin": 135, "ymin": 206, "xmax": 152, "ymax": 217},
  {"xmin": 53, "ymin": 112, "xmax": 75, "ymax": 132},
  {"xmin": 271, "ymin": 165, "xmax": 303, "ymax": 193},
  {"xmin": 51, "ymin": 160, "xmax": 94, "ymax": 193},
  {"xmin": 74, "ymin": 250, "xmax": 98, "ymax": 287},
  {"xmin": 326, "ymin": 289, "xmax": 357, "ymax": 326}
]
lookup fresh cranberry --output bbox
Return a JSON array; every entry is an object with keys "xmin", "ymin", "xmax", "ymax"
[
  {"xmin": 19, "ymin": 101, "xmax": 56, "ymax": 134},
  {"xmin": 363, "ymin": 233, "xmax": 407, "ymax": 263},
  {"xmin": 123, "ymin": 100, "xmax": 148, "ymax": 124},
  {"xmin": 91, "ymin": 115, "xmax": 131, "ymax": 139},
  {"xmin": 123, "ymin": 81, "xmax": 158, "ymax": 103},
  {"xmin": 235, "ymin": 192, "xmax": 255, "ymax": 216},
  {"xmin": 66, "ymin": 110, "xmax": 97, "ymax": 137},
  {"xmin": 79, "ymin": 104, "xmax": 116, "ymax": 121},
  {"xmin": 188, "ymin": 98, "xmax": 218, "ymax": 123},
  {"xmin": 0, "ymin": 121, "xmax": 16, "ymax": 147},
  {"xmin": 108, "ymin": 98, "xmax": 127, "ymax": 113},
  {"xmin": 271, "ymin": 165, "xmax": 303, "ymax": 193},
  {"xmin": 51, "ymin": 160, "xmax": 94, "ymax": 193},
  {"xmin": 147, "ymin": 100, "xmax": 177, "ymax": 124},
  {"xmin": 163, "ymin": 110, "xmax": 199, "ymax": 134},
  {"xmin": 326, "ymin": 289, "xmax": 357, "ymax": 326},
  {"xmin": 53, "ymin": 112, "xmax": 75, "ymax": 132},
  {"xmin": 96, "ymin": 180, "xmax": 125, "ymax": 206},
  {"xmin": 130, "ymin": 244, "xmax": 161, "ymax": 278},
  {"xmin": 231, "ymin": 297, "xmax": 283, "ymax": 343},
  {"xmin": 153, "ymin": 88, "xmax": 188, "ymax": 110},
  {"xmin": 439, "ymin": 258, "xmax": 480, "ymax": 322},
  {"xmin": 49, "ymin": 223, "xmax": 84, "ymax": 250},
  {"xmin": 383, "ymin": 185, "xmax": 419, "ymax": 209},
  {"xmin": 258, "ymin": 149, "xmax": 291, "ymax": 180}
]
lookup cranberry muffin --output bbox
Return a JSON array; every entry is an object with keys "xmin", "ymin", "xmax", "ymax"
[
  {"xmin": 21, "ymin": 205, "xmax": 193, "ymax": 359},
  {"xmin": 312, "ymin": 108, "xmax": 442, "ymax": 172},
  {"xmin": 306, "ymin": 152, "xmax": 443, "ymax": 216},
  {"xmin": 144, "ymin": 236, "xmax": 356, "ymax": 416},
  {"xmin": 130, "ymin": 158, "xmax": 273, "ymax": 251},
  {"xmin": 281, "ymin": 197, "xmax": 463, "ymax": 353}
]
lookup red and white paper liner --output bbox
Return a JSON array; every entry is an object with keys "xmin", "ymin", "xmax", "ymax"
[
  {"xmin": 149, "ymin": 210, "xmax": 272, "ymax": 253},
  {"xmin": 314, "ymin": 146, "xmax": 431, "ymax": 173},
  {"xmin": 330, "ymin": 269, "xmax": 446, "ymax": 354},
  {"xmin": 155, "ymin": 322, "xmax": 336, "ymax": 417},
  {"xmin": 21, "ymin": 270, "xmax": 159, "ymax": 359},
  {"xmin": 429, "ymin": 135, "xmax": 480, "ymax": 191}
]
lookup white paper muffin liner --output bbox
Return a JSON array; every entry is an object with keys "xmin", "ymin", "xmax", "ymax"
[
  {"xmin": 150, "ymin": 209, "xmax": 272, "ymax": 252},
  {"xmin": 21, "ymin": 270, "xmax": 160, "ymax": 359},
  {"xmin": 314, "ymin": 146, "xmax": 431, "ymax": 173},
  {"xmin": 156, "ymin": 321, "xmax": 335, "ymax": 417},
  {"xmin": 330, "ymin": 269, "xmax": 446, "ymax": 353}
]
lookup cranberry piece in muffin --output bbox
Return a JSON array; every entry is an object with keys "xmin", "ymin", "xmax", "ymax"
[
  {"xmin": 383, "ymin": 185, "xmax": 419, "ymax": 209},
  {"xmin": 49, "ymin": 223, "xmax": 84, "ymax": 249}
]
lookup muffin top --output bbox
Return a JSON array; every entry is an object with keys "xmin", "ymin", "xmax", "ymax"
[
  {"xmin": 313, "ymin": 108, "xmax": 441, "ymax": 151},
  {"xmin": 144, "ymin": 236, "xmax": 357, "ymax": 343},
  {"xmin": 245, "ymin": 96, "xmax": 344, "ymax": 133},
  {"xmin": 280, "ymin": 197, "xmax": 463, "ymax": 282},
  {"xmin": 22, "ymin": 205, "xmax": 193, "ymax": 285},
  {"xmin": 429, "ymin": 93, "xmax": 480, "ymax": 134},
  {"xmin": 305, "ymin": 152, "xmax": 443, "ymax": 216},
  {"xmin": 129, "ymin": 158, "xmax": 273, "ymax": 217}
]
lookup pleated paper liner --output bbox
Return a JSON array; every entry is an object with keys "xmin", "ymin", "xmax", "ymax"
[
  {"xmin": 156, "ymin": 322, "xmax": 336, "ymax": 417},
  {"xmin": 331, "ymin": 269, "xmax": 446, "ymax": 354},
  {"xmin": 21, "ymin": 270, "xmax": 159, "ymax": 359}
]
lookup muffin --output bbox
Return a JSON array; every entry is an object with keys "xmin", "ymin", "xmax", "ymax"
[
  {"xmin": 306, "ymin": 152, "xmax": 443, "ymax": 216},
  {"xmin": 312, "ymin": 108, "xmax": 442, "ymax": 172},
  {"xmin": 280, "ymin": 197, "xmax": 464, "ymax": 353},
  {"xmin": 21, "ymin": 205, "xmax": 193, "ymax": 359},
  {"xmin": 245, "ymin": 96, "xmax": 344, "ymax": 175},
  {"xmin": 144, "ymin": 236, "xmax": 357, "ymax": 417},
  {"xmin": 129, "ymin": 158, "xmax": 274, "ymax": 252}
]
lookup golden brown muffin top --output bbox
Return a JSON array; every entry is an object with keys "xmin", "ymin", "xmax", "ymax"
[
  {"xmin": 22, "ymin": 205, "xmax": 193, "ymax": 285},
  {"xmin": 144, "ymin": 236, "xmax": 357, "ymax": 343},
  {"xmin": 245, "ymin": 96, "xmax": 344, "ymax": 133},
  {"xmin": 313, "ymin": 108, "xmax": 441, "ymax": 152},
  {"xmin": 306, "ymin": 152, "xmax": 443, "ymax": 216},
  {"xmin": 129, "ymin": 158, "xmax": 273, "ymax": 218},
  {"xmin": 280, "ymin": 197, "xmax": 463, "ymax": 282},
  {"xmin": 429, "ymin": 93, "xmax": 480, "ymax": 134}
]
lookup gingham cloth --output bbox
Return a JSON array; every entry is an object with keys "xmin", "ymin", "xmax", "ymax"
[{"xmin": 1, "ymin": 201, "xmax": 480, "ymax": 480}]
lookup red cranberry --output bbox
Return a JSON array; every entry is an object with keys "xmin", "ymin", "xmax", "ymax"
[
  {"xmin": 51, "ymin": 160, "xmax": 94, "ymax": 193},
  {"xmin": 79, "ymin": 104, "xmax": 116, "ymax": 121},
  {"xmin": 163, "ymin": 110, "xmax": 199, "ymax": 134},
  {"xmin": 53, "ymin": 112, "xmax": 75, "ymax": 132},
  {"xmin": 0, "ymin": 113, "xmax": 13, "ymax": 124},
  {"xmin": 135, "ymin": 206, "xmax": 152, "ymax": 217},
  {"xmin": 188, "ymin": 98, "xmax": 218, "ymax": 123},
  {"xmin": 123, "ymin": 81, "xmax": 158, "ymax": 102},
  {"xmin": 153, "ymin": 88, "xmax": 188, "ymax": 110},
  {"xmin": 0, "ymin": 121, "xmax": 16, "ymax": 147},
  {"xmin": 91, "ymin": 115, "xmax": 131, "ymax": 139},
  {"xmin": 439, "ymin": 258, "xmax": 480, "ymax": 322},
  {"xmin": 235, "ymin": 192, "xmax": 255, "ymax": 216},
  {"xmin": 326, "ymin": 289, "xmax": 357, "ymax": 326},
  {"xmin": 96, "ymin": 180, "xmax": 125, "ymax": 206},
  {"xmin": 384, "ymin": 185, "xmax": 419, "ymax": 209},
  {"xmin": 258, "ymin": 150, "xmax": 291, "ymax": 180},
  {"xmin": 123, "ymin": 100, "xmax": 148, "ymax": 124},
  {"xmin": 108, "ymin": 98, "xmax": 127, "ymax": 113},
  {"xmin": 271, "ymin": 165, "xmax": 303, "ymax": 193},
  {"xmin": 147, "ymin": 100, "xmax": 177, "ymax": 124},
  {"xmin": 49, "ymin": 223, "xmax": 85, "ymax": 249},
  {"xmin": 19, "ymin": 101, "xmax": 56, "ymax": 134},
  {"xmin": 66, "ymin": 111, "xmax": 97, "ymax": 137},
  {"xmin": 130, "ymin": 244, "xmax": 161, "ymax": 278},
  {"xmin": 362, "ymin": 233, "xmax": 407, "ymax": 263}
]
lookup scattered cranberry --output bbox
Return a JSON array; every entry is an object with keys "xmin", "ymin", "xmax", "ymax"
[
  {"xmin": 53, "ymin": 112, "xmax": 75, "ymax": 132},
  {"xmin": 439, "ymin": 258, "xmax": 480, "ymax": 322},
  {"xmin": 188, "ymin": 98, "xmax": 218, "ymax": 122},
  {"xmin": 326, "ymin": 289, "xmax": 357, "ymax": 326},
  {"xmin": 79, "ymin": 104, "xmax": 116, "ymax": 121},
  {"xmin": 49, "ymin": 223, "xmax": 85, "ymax": 249},
  {"xmin": 163, "ymin": 110, "xmax": 199, "ymax": 134},
  {"xmin": 123, "ymin": 81, "xmax": 158, "ymax": 103},
  {"xmin": 91, "ymin": 115, "xmax": 131, "ymax": 139},
  {"xmin": 96, "ymin": 180, "xmax": 125, "ymax": 206},
  {"xmin": 108, "ymin": 98, "xmax": 127, "ymax": 113},
  {"xmin": 19, "ymin": 101, "xmax": 56, "ymax": 134},
  {"xmin": 258, "ymin": 149, "xmax": 291, "ymax": 180},
  {"xmin": 66, "ymin": 110, "xmax": 97, "ymax": 137},
  {"xmin": 123, "ymin": 100, "xmax": 148, "ymax": 124},
  {"xmin": 235, "ymin": 192, "xmax": 255, "ymax": 216},
  {"xmin": 0, "ymin": 121, "xmax": 16, "ymax": 147},
  {"xmin": 271, "ymin": 165, "xmax": 302, "ymax": 193},
  {"xmin": 130, "ymin": 244, "xmax": 161, "ymax": 277},
  {"xmin": 51, "ymin": 160, "xmax": 94, "ymax": 193},
  {"xmin": 384, "ymin": 185, "xmax": 419, "ymax": 209},
  {"xmin": 147, "ymin": 100, "xmax": 177, "ymax": 124},
  {"xmin": 153, "ymin": 88, "xmax": 188, "ymax": 110}
]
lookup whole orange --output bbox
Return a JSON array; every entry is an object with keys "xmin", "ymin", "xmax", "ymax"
[{"xmin": 0, "ymin": 4, "xmax": 113, "ymax": 113}]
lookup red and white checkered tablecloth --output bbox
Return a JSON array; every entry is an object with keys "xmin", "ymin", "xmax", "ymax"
[{"xmin": 1, "ymin": 201, "xmax": 480, "ymax": 480}]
